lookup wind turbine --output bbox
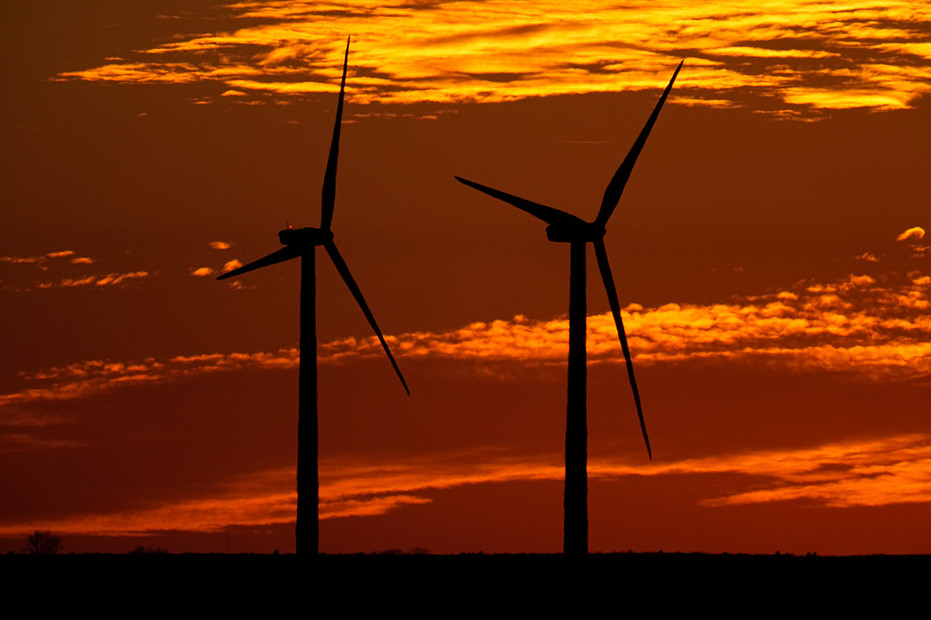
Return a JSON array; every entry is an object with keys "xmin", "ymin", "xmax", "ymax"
[
  {"xmin": 455, "ymin": 61, "xmax": 682, "ymax": 559},
  {"xmin": 217, "ymin": 38, "xmax": 410, "ymax": 560}
]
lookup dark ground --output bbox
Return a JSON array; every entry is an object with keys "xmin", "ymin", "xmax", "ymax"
[{"xmin": 2, "ymin": 552, "xmax": 928, "ymax": 618}]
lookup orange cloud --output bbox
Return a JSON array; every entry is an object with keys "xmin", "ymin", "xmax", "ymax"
[
  {"xmin": 1, "ymin": 256, "xmax": 150, "ymax": 291},
  {"xmin": 0, "ymin": 349, "xmax": 299, "ymax": 416},
  {"xmin": 56, "ymin": 1, "xmax": 931, "ymax": 114},
  {"xmin": 5, "ymin": 269, "xmax": 931, "ymax": 416},
  {"xmin": 318, "ymin": 271, "xmax": 931, "ymax": 381},
  {"xmin": 897, "ymin": 226, "xmax": 926, "ymax": 242},
  {"xmin": 0, "ymin": 468, "xmax": 298, "ymax": 537},
  {"xmin": 3, "ymin": 433, "xmax": 927, "ymax": 538},
  {"xmin": 1, "ymin": 250, "xmax": 77, "ymax": 269},
  {"xmin": 685, "ymin": 434, "xmax": 931, "ymax": 508},
  {"xmin": 320, "ymin": 434, "xmax": 931, "ymax": 512},
  {"xmin": 58, "ymin": 271, "xmax": 150, "ymax": 288}
]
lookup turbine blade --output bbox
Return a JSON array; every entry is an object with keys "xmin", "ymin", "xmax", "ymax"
[
  {"xmin": 596, "ymin": 60, "xmax": 683, "ymax": 227},
  {"xmin": 455, "ymin": 176, "xmax": 581, "ymax": 228},
  {"xmin": 320, "ymin": 37, "xmax": 350, "ymax": 231},
  {"xmin": 216, "ymin": 246, "xmax": 301, "ymax": 280},
  {"xmin": 593, "ymin": 239, "xmax": 651, "ymax": 459},
  {"xmin": 324, "ymin": 240, "xmax": 410, "ymax": 395}
]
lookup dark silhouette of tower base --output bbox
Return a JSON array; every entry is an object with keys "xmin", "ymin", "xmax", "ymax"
[
  {"xmin": 297, "ymin": 250, "xmax": 318, "ymax": 558},
  {"xmin": 565, "ymin": 240, "xmax": 588, "ymax": 558},
  {"xmin": 564, "ymin": 240, "xmax": 590, "ymax": 617}
]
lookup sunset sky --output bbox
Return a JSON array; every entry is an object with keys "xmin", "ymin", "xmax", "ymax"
[{"xmin": 3, "ymin": 1, "xmax": 931, "ymax": 555}]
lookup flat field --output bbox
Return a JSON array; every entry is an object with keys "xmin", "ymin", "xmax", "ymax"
[{"xmin": 3, "ymin": 552, "xmax": 927, "ymax": 618}]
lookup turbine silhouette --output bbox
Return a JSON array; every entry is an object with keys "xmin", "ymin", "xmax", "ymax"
[
  {"xmin": 217, "ymin": 38, "xmax": 409, "ymax": 560},
  {"xmin": 455, "ymin": 61, "xmax": 682, "ymax": 559}
]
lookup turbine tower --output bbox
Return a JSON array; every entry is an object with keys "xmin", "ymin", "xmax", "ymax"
[
  {"xmin": 455, "ymin": 61, "xmax": 682, "ymax": 559},
  {"xmin": 217, "ymin": 38, "xmax": 409, "ymax": 560}
]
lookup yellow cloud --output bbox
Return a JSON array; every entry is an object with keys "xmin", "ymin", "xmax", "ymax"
[
  {"xmin": 190, "ymin": 267, "xmax": 215, "ymax": 277},
  {"xmin": 897, "ymin": 226, "xmax": 926, "ymax": 242},
  {"xmin": 783, "ymin": 88, "xmax": 914, "ymax": 111},
  {"xmin": 55, "ymin": 0, "xmax": 931, "ymax": 113},
  {"xmin": 711, "ymin": 46, "xmax": 838, "ymax": 59}
]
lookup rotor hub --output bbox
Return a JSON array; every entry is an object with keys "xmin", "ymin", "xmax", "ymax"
[
  {"xmin": 545, "ymin": 222, "xmax": 606, "ymax": 243},
  {"xmin": 278, "ymin": 227, "xmax": 335, "ymax": 247}
]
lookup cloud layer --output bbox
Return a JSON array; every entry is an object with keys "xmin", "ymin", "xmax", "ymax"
[
  {"xmin": 4, "ymin": 433, "xmax": 928, "ymax": 537},
  {"xmin": 58, "ymin": 1, "xmax": 931, "ymax": 114},
  {"xmin": 4, "ymin": 265, "xmax": 930, "ymax": 538},
  {"xmin": 0, "ymin": 249, "xmax": 154, "ymax": 291},
  {"xmin": 4, "ymin": 267, "xmax": 931, "ymax": 418}
]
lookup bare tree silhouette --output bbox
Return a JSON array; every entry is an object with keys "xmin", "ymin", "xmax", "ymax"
[
  {"xmin": 217, "ymin": 38, "xmax": 409, "ymax": 566},
  {"xmin": 456, "ymin": 61, "xmax": 683, "ymax": 612},
  {"xmin": 24, "ymin": 530, "xmax": 62, "ymax": 554}
]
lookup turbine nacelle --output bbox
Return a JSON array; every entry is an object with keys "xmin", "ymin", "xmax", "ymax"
[
  {"xmin": 278, "ymin": 227, "xmax": 335, "ymax": 247},
  {"xmin": 545, "ymin": 221, "xmax": 606, "ymax": 243}
]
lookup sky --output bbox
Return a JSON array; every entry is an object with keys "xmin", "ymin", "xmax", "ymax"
[{"xmin": 2, "ymin": 0, "xmax": 931, "ymax": 555}]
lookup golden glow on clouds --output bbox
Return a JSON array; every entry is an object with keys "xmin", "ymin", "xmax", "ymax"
[
  {"xmin": 3, "ymin": 434, "xmax": 929, "ymax": 537},
  {"xmin": 36, "ymin": 271, "xmax": 152, "ymax": 289},
  {"xmin": 222, "ymin": 259, "xmax": 243, "ymax": 273},
  {"xmin": 324, "ymin": 270, "xmax": 931, "ymax": 381},
  {"xmin": 1, "ymin": 249, "xmax": 150, "ymax": 291},
  {"xmin": 4, "ymin": 268, "xmax": 931, "ymax": 416},
  {"xmin": 897, "ymin": 226, "xmax": 926, "ymax": 242},
  {"xmin": 689, "ymin": 434, "xmax": 931, "ymax": 508},
  {"xmin": 57, "ymin": 1, "xmax": 931, "ymax": 113},
  {"xmin": 4, "ymin": 255, "xmax": 930, "ymax": 535},
  {"xmin": 0, "ymin": 250, "xmax": 94, "ymax": 270},
  {"xmin": 0, "ymin": 468, "xmax": 298, "ymax": 537},
  {"xmin": 0, "ymin": 350, "xmax": 299, "ymax": 417},
  {"xmin": 321, "ymin": 433, "xmax": 931, "ymax": 514}
]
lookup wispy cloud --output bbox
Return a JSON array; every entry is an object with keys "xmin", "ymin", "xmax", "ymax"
[
  {"xmin": 897, "ymin": 226, "xmax": 929, "ymax": 258},
  {"xmin": 689, "ymin": 434, "xmax": 931, "ymax": 508},
  {"xmin": 0, "ymin": 250, "xmax": 94, "ymax": 270},
  {"xmin": 4, "ymin": 268, "xmax": 931, "ymax": 417},
  {"xmin": 0, "ymin": 349, "xmax": 300, "ymax": 417},
  {"xmin": 57, "ymin": 1, "xmax": 931, "ymax": 115},
  {"xmin": 0, "ymin": 468, "xmax": 298, "ymax": 537},
  {"xmin": 1, "ymin": 250, "xmax": 153, "ymax": 291},
  {"xmin": 324, "ymin": 271, "xmax": 931, "ymax": 382},
  {"xmin": 3, "ymin": 433, "xmax": 928, "ymax": 537},
  {"xmin": 320, "ymin": 433, "xmax": 931, "ymax": 514},
  {"xmin": 897, "ymin": 226, "xmax": 926, "ymax": 242},
  {"xmin": 36, "ymin": 271, "xmax": 152, "ymax": 289}
]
